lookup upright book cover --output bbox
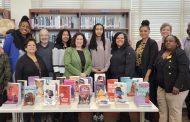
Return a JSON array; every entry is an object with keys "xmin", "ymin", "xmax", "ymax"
[
  {"xmin": 23, "ymin": 86, "xmax": 36, "ymax": 106},
  {"xmin": 35, "ymin": 79, "xmax": 45, "ymax": 96},
  {"xmin": 45, "ymin": 80, "xmax": 60, "ymax": 96},
  {"xmin": 114, "ymin": 82, "xmax": 127, "ymax": 103},
  {"xmin": 69, "ymin": 76, "xmax": 80, "ymax": 92},
  {"xmin": 28, "ymin": 76, "xmax": 39, "ymax": 86},
  {"xmin": 78, "ymin": 84, "xmax": 90, "ymax": 105},
  {"xmin": 44, "ymin": 84, "xmax": 56, "ymax": 105},
  {"xmin": 94, "ymin": 73, "xmax": 106, "ymax": 85},
  {"xmin": 64, "ymin": 79, "xmax": 75, "ymax": 99},
  {"xmin": 134, "ymin": 82, "xmax": 151, "ymax": 107},
  {"xmin": 17, "ymin": 80, "xmax": 27, "ymax": 98},
  {"xmin": 107, "ymin": 79, "xmax": 118, "ymax": 101},
  {"xmin": 59, "ymin": 85, "xmax": 71, "ymax": 105},
  {"xmin": 3, "ymin": 83, "xmax": 21, "ymax": 107}
]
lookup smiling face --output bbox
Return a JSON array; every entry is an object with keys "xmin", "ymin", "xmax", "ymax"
[
  {"xmin": 75, "ymin": 35, "xmax": 84, "ymax": 48},
  {"xmin": 139, "ymin": 26, "xmax": 150, "ymax": 39},
  {"xmin": 116, "ymin": 34, "xmax": 125, "ymax": 48},
  {"xmin": 25, "ymin": 41, "xmax": 37, "ymax": 54},
  {"xmin": 19, "ymin": 21, "xmax": 30, "ymax": 36},
  {"xmin": 39, "ymin": 29, "xmax": 49, "ymax": 45},
  {"xmin": 95, "ymin": 25, "xmax": 104, "ymax": 37},
  {"xmin": 165, "ymin": 36, "xmax": 178, "ymax": 51},
  {"xmin": 161, "ymin": 26, "xmax": 171, "ymax": 38},
  {"xmin": 62, "ymin": 31, "xmax": 70, "ymax": 44}
]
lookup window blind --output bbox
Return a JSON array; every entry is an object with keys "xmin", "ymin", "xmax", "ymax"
[{"xmin": 0, "ymin": 0, "xmax": 10, "ymax": 9}]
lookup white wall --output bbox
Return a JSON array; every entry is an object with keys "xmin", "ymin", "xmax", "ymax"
[{"xmin": 10, "ymin": 0, "xmax": 31, "ymax": 28}]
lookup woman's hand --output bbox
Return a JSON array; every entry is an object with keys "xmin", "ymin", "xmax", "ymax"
[
  {"xmin": 172, "ymin": 86, "xmax": 179, "ymax": 95},
  {"xmin": 144, "ymin": 75, "xmax": 149, "ymax": 82},
  {"xmin": 80, "ymin": 73, "xmax": 86, "ymax": 77}
]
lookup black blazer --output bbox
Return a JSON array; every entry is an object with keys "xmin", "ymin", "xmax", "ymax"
[
  {"xmin": 109, "ymin": 46, "xmax": 136, "ymax": 79},
  {"xmin": 155, "ymin": 48, "xmax": 190, "ymax": 92},
  {"xmin": 135, "ymin": 38, "xmax": 158, "ymax": 77},
  {"xmin": 15, "ymin": 54, "xmax": 48, "ymax": 81}
]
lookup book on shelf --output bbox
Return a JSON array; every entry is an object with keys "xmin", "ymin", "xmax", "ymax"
[
  {"xmin": 59, "ymin": 85, "xmax": 71, "ymax": 105},
  {"xmin": 107, "ymin": 79, "xmax": 118, "ymax": 101},
  {"xmin": 28, "ymin": 76, "xmax": 39, "ymax": 86},
  {"xmin": 64, "ymin": 79, "xmax": 75, "ymax": 99},
  {"xmin": 114, "ymin": 82, "xmax": 127, "ymax": 104},
  {"xmin": 78, "ymin": 84, "xmax": 91, "ymax": 105},
  {"xmin": 17, "ymin": 80, "xmax": 27, "ymax": 98},
  {"xmin": 35, "ymin": 79, "xmax": 45, "ymax": 96},
  {"xmin": 44, "ymin": 84, "xmax": 56, "ymax": 105},
  {"xmin": 134, "ymin": 82, "xmax": 151, "ymax": 107},
  {"xmin": 2, "ymin": 83, "xmax": 21, "ymax": 107},
  {"xmin": 23, "ymin": 86, "xmax": 36, "ymax": 106}
]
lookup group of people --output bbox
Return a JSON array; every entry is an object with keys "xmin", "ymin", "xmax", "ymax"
[{"xmin": 0, "ymin": 15, "xmax": 190, "ymax": 122}]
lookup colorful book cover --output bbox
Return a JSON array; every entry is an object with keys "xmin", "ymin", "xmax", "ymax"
[
  {"xmin": 3, "ymin": 83, "xmax": 21, "ymax": 106},
  {"xmin": 107, "ymin": 79, "xmax": 118, "ymax": 101},
  {"xmin": 35, "ymin": 79, "xmax": 45, "ymax": 96},
  {"xmin": 28, "ymin": 76, "xmax": 39, "ymax": 86},
  {"xmin": 17, "ymin": 80, "xmax": 27, "ymax": 98},
  {"xmin": 64, "ymin": 79, "xmax": 75, "ymax": 99},
  {"xmin": 23, "ymin": 86, "xmax": 36, "ymax": 106},
  {"xmin": 114, "ymin": 82, "xmax": 127, "ymax": 103},
  {"xmin": 134, "ymin": 82, "xmax": 151, "ymax": 107},
  {"xmin": 120, "ymin": 77, "xmax": 138, "ymax": 97},
  {"xmin": 59, "ymin": 85, "xmax": 71, "ymax": 105},
  {"xmin": 69, "ymin": 76, "xmax": 80, "ymax": 92},
  {"xmin": 44, "ymin": 84, "xmax": 56, "ymax": 105},
  {"xmin": 94, "ymin": 83, "xmax": 107, "ymax": 101},
  {"xmin": 79, "ymin": 78, "xmax": 89, "ymax": 85},
  {"xmin": 94, "ymin": 73, "xmax": 106, "ymax": 85},
  {"xmin": 78, "ymin": 84, "xmax": 90, "ymax": 105},
  {"xmin": 56, "ymin": 77, "xmax": 66, "ymax": 85},
  {"xmin": 45, "ymin": 80, "xmax": 60, "ymax": 96}
]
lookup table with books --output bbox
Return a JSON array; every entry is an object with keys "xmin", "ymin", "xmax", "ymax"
[{"xmin": 0, "ymin": 75, "xmax": 159, "ymax": 122}]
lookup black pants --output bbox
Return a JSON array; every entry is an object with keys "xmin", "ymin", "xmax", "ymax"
[
  {"xmin": 23, "ymin": 113, "xmax": 42, "ymax": 122},
  {"xmin": 0, "ymin": 90, "xmax": 7, "ymax": 122},
  {"xmin": 119, "ymin": 112, "xmax": 131, "ymax": 122}
]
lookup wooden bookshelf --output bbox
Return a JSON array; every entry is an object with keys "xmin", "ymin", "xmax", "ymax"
[
  {"xmin": 29, "ymin": 9, "xmax": 130, "ymax": 41},
  {"xmin": 0, "ymin": 9, "xmax": 10, "ymax": 19}
]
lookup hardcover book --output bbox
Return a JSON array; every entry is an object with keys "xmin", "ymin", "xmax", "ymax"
[
  {"xmin": 134, "ymin": 82, "xmax": 151, "ymax": 107},
  {"xmin": 69, "ymin": 76, "xmax": 80, "ymax": 92},
  {"xmin": 64, "ymin": 79, "xmax": 75, "ymax": 99},
  {"xmin": 114, "ymin": 82, "xmax": 127, "ymax": 103},
  {"xmin": 28, "ymin": 76, "xmax": 39, "ymax": 86},
  {"xmin": 44, "ymin": 84, "xmax": 56, "ymax": 105},
  {"xmin": 94, "ymin": 73, "xmax": 106, "ymax": 85},
  {"xmin": 17, "ymin": 80, "xmax": 27, "ymax": 98},
  {"xmin": 107, "ymin": 79, "xmax": 118, "ymax": 101},
  {"xmin": 59, "ymin": 85, "xmax": 71, "ymax": 105},
  {"xmin": 78, "ymin": 84, "xmax": 91, "ymax": 105},
  {"xmin": 35, "ymin": 79, "xmax": 45, "ymax": 96},
  {"xmin": 56, "ymin": 77, "xmax": 66, "ymax": 85},
  {"xmin": 23, "ymin": 86, "xmax": 36, "ymax": 106},
  {"xmin": 2, "ymin": 83, "xmax": 21, "ymax": 107}
]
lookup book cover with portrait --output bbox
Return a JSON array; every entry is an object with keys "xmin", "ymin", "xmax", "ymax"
[
  {"xmin": 114, "ymin": 82, "xmax": 127, "ymax": 103},
  {"xmin": 23, "ymin": 86, "xmax": 36, "ymax": 106},
  {"xmin": 44, "ymin": 84, "xmax": 56, "ymax": 105},
  {"xmin": 78, "ymin": 84, "xmax": 90, "ymax": 105}
]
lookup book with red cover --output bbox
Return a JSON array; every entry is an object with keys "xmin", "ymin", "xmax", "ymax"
[
  {"xmin": 107, "ymin": 79, "xmax": 118, "ymax": 101},
  {"xmin": 59, "ymin": 85, "xmax": 71, "ymax": 105},
  {"xmin": 64, "ymin": 79, "xmax": 75, "ymax": 99}
]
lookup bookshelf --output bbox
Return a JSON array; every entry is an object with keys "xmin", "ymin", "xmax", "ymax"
[
  {"xmin": 0, "ymin": 9, "xmax": 10, "ymax": 19},
  {"xmin": 29, "ymin": 9, "xmax": 129, "ymax": 42}
]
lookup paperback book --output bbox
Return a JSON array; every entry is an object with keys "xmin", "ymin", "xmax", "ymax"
[
  {"xmin": 17, "ymin": 80, "xmax": 27, "ymax": 98},
  {"xmin": 107, "ymin": 79, "xmax": 118, "ymax": 101},
  {"xmin": 28, "ymin": 76, "xmax": 39, "ymax": 86},
  {"xmin": 23, "ymin": 86, "xmax": 36, "ymax": 106},
  {"xmin": 44, "ymin": 84, "xmax": 56, "ymax": 105},
  {"xmin": 114, "ymin": 82, "xmax": 127, "ymax": 103},
  {"xmin": 59, "ymin": 85, "xmax": 71, "ymax": 105},
  {"xmin": 64, "ymin": 79, "xmax": 75, "ymax": 99},
  {"xmin": 35, "ymin": 79, "xmax": 45, "ymax": 96},
  {"xmin": 78, "ymin": 84, "xmax": 91, "ymax": 105}
]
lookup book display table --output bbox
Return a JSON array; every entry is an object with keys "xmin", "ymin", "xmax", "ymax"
[{"xmin": 0, "ymin": 96, "xmax": 158, "ymax": 122}]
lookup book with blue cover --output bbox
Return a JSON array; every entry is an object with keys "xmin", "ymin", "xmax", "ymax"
[{"xmin": 23, "ymin": 86, "xmax": 36, "ymax": 106}]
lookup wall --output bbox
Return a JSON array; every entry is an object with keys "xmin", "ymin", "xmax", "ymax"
[{"xmin": 10, "ymin": 0, "xmax": 31, "ymax": 28}]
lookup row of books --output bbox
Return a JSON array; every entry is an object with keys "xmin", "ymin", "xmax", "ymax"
[
  {"xmin": 31, "ymin": 15, "xmax": 77, "ymax": 29},
  {"xmin": 1, "ymin": 74, "xmax": 151, "ymax": 108},
  {"xmin": 30, "ymin": 15, "xmax": 126, "ymax": 29},
  {"xmin": 81, "ymin": 16, "xmax": 123, "ymax": 29}
]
